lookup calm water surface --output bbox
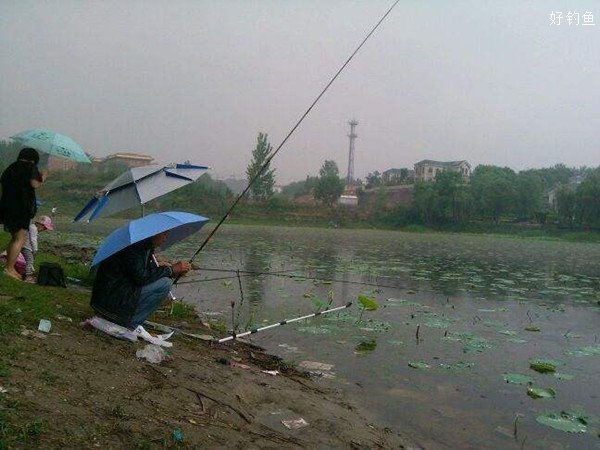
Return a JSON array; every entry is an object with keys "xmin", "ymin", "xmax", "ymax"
[{"xmin": 51, "ymin": 222, "xmax": 600, "ymax": 449}]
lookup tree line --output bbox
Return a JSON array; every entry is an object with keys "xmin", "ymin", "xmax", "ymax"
[
  {"xmin": 389, "ymin": 165, "xmax": 600, "ymax": 229},
  {"xmin": 3, "ymin": 135, "xmax": 599, "ymax": 231}
]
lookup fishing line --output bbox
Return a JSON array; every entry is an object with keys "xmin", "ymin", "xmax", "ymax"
[
  {"xmin": 177, "ymin": 266, "xmax": 408, "ymax": 290},
  {"xmin": 177, "ymin": 0, "xmax": 401, "ymax": 277},
  {"xmin": 180, "ymin": 267, "xmax": 298, "ymax": 284}
]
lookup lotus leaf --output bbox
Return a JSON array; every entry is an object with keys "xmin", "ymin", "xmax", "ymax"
[
  {"xmin": 527, "ymin": 387, "xmax": 556, "ymax": 399},
  {"xmin": 358, "ymin": 295, "xmax": 378, "ymax": 311},
  {"xmin": 530, "ymin": 361, "xmax": 556, "ymax": 373},
  {"xmin": 354, "ymin": 339, "xmax": 377, "ymax": 354},
  {"xmin": 503, "ymin": 373, "xmax": 533, "ymax": 385},
  {"xmin": 408, "ymin": 361, "xmax": 430, "ymax": 369},
  {"xmin": 565, "ymin": 345, "xmax": 600, "ymax": 357},
  {"xmin": 553, "ymin": 373, "xmax": 574, "ymax": 381},
  {"xmin": 536, "ymin": 412, "xmax": 587, "ymax": 433}
]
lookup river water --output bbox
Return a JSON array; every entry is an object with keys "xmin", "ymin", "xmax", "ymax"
[{"xmin": 50, "ymin": 221, "xmax": 600, "ymax": 449}]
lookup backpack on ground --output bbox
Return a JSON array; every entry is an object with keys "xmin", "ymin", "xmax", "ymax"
[{"xmin": 37, "ymin": 262, "xmax": 67, "ymax": 287}]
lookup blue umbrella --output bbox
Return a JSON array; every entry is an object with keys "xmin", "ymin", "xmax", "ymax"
[
  {"xmin": 10, "ymin": 129, "xmax": 91, "ymax": 163},
  {"xmin": 91, "ymin": 211, "xmax": 209, "ymax": 267}
]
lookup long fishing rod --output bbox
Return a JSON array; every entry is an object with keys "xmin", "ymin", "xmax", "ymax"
[
  {"xmin": 178, "ymin": 266, "xmax": 407, "ymax": 290},
  {"xmin": 177, "ymin": 0, "xmax": 400, "ymax": 276},
  {"xmin": 217, "ymin": 302, "xmax": 352, "ymax": 343}
]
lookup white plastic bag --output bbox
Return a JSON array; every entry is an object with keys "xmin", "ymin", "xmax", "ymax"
[{"xmin": 136, "ymin": 344, "xmax": 167, "ymax": 364}]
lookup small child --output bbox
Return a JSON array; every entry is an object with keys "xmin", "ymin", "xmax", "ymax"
[{"xmin": 21, "ymin": 215, "xmax": 54, "ymax": 283}]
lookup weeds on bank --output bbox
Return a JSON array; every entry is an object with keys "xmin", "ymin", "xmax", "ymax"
[{"xmin": 0, "ymin": 398, "xmax": 48, "ymax": 449}]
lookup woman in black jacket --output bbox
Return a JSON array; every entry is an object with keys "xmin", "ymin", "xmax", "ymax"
[{"xmin": 0, "ymin": 148, "xmax": 47, "ymax": 280}]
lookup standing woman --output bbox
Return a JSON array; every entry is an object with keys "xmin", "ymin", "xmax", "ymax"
[{"xmin": 0, "ymin": 148, "xmax": 47, "ymax": 280}]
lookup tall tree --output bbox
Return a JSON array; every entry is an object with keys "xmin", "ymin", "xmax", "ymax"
[
  {"xmin": 280, "ymin": 175, "xmax": 318, "ymax": 198},
  {"xmin": 514, "ymin": 172, "xmax": 543, "ymax": 219},
  {"xmin": 470, "ymin": 165, "xmax": 517, "ymax": 223},
  {"xmin": 314, "ymin": 160, "xmax": 345, "ymax": 206},
  {"xmin": 555, "ymin": 184, "xmax": 576, "ymax": 227},
  {"xmin": 575, "ymin": 167, "xmax": 600, "ymax": 229},
  {"xmin": 434, "ymin": 171, "xmax": 467, "ymax": 223},
  {"xmin": 246, "ymin": 132, "xmax": 276, "ymax": 201},
  {"xmin": 411, "ymin": 181, "xmax": 439, "ymax": 224},
  {"xmin": 365, "ymin": 171, "xmax": 382, "ymax": 189}
]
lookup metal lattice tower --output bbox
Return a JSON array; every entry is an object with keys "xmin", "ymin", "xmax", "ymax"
[{"xmin": 346, "ymin": 119, "xmax": 358, "ymax": 185}]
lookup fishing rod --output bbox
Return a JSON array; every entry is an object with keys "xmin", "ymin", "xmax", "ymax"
[
  {"xmin": 176, "ymin": 0, "xmax": 400, "ymax": 278},
  {"xmin": 178, "ymin": 266, "xmax": 407, "ymax": 290},
  {"xmin": 217, "ymin": 302, "xmax": 352, "ymax": 343}
]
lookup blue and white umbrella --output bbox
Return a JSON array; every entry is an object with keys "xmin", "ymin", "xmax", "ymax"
[
  {"xmin": 91, "ymin": 211, "xmax": 209, "ymax": 267},
  {"xmin": 11, "ymin": 129, "xmax": 90, "ymax": 163},
  {"xmin": 74, "ymin": 163, "xmax": 209, "ymax": 222}
]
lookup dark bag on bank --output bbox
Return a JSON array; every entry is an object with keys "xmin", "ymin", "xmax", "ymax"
[{"xmin": 37, "ymin": 262, "xmax": 67, "ymax": 287}]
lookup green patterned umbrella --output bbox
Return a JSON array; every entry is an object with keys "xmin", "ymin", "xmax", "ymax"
[{"xmin": 10, "ymin": 129, "xmax": 90, "ymax": 163}]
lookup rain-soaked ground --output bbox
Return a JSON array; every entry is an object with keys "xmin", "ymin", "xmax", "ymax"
[{"xmin": 50, "ymin": 221, "xmax": 600, "ymax": 449}]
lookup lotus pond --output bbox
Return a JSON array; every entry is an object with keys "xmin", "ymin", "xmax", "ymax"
[{"xmin": 50, "ymin": 222, "xmax": 600, "ymax": 449}]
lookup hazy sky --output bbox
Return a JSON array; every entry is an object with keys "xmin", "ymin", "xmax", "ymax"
[{"xmin": 1, "ymin": 1, "xmax": 599, "ymax": 183}]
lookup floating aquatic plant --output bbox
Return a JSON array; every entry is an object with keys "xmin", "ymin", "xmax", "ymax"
[
  {"xmin": 529, "ymin": 359, "xmax": 561, "ymax": 374},
  {"xmin": 565, "ymin": 345, "xmax": 600, "ymax": 357},
  {"xmin": 408, "ymin": 361, "xmax": 430, "ymax": 369},
  {"xmin": 553, "ymin": 373, "xmax": 574, "ymax": 381},
  {"xmin": 503, "ymin": 373, "xmax": 533, "ymax": 385},
  {"xmin": 527, "ymin": 387, "xmax": 556, "ymax": 399},
  {"xmin": 536, "ymin": 411, "xmax": 587, "ymax": 433},
  {"xmin": 354, "ymin": 339, "xmax": 377, "ymax": 354},
  {"xmin": 356, "ymin": 294, "xmax": 378, "ymax": 323}
]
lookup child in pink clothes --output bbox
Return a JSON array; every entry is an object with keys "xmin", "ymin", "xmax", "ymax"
[{"xmin": 21, "ymin": 215, "xmax": 54, "ymax": 283}]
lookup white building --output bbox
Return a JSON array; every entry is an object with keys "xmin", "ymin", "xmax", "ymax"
[{"xmin": 414, "ymin": 160, "xmax": 471, "ymax": 182}]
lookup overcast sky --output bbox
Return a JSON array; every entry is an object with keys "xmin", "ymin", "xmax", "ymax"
[{"xmin": 1, "ymin": 1, "xmax": 598, "ymax": 183}]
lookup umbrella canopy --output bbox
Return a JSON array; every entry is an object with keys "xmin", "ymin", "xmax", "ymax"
[
  {"xmin": 74, "ymin": 163, "xmax": 209, "ymax": 222},
  {"xmin": 10, "ymin": 129, "xmax": 90, "ymax": 163},
  {"xmin": 91, "ymin": 211, "xmax": 209, "ymax": 267}
]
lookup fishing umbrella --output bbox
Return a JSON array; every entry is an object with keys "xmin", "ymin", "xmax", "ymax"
[
  {"xmin": 74, "ymin": 163, "xmax": 209, "ymax": 222},
  {"xmin": 10, "ymin": 129, "xmax": 90, "ymax": 163},
  {"xmin": 91, "ymin": 211, "xmax": 209, "ymax": 267}
]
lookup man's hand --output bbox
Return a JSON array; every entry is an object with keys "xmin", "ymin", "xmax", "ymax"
[{"xmin": 171, "ymin": 261, "xmax": 192, "ymax": 277}]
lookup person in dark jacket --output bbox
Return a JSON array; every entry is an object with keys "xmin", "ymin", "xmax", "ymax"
[
  {"xmin": 90, "ymin": 231, "xmax": 191, "ymax": 328},
  {"xmin": 0, "ymin": 148, "xmax": 47, "ymax": 280}
]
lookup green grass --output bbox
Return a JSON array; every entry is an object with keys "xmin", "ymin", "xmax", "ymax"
[
  {"xmin": 0, "ymin": 397, "xmax": 48, "ymax": 449},
  {"xmin": 0, "ymin": 235, "xmax": 93, "ymax": 447},
  {"xmin": 169, "ymin": 301, "xmax": 197, "ymax": 320}
]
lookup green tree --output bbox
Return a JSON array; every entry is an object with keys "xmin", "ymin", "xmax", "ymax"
[
  {"xmin": 314, "ymin": 160, "xmax": 345, "ymax": 206},
  {"xmin": 280, "ymin": 175, "xmax": 318, "ymax": 198},
  {"xmin": 470, "ymin": 165, "xmax": 517, "ymax": 223},
  {"xmin": 555, "ymin": 184, "xmax": 576, "ymax": 227},
  {"xmin": 433, "ymin": 171, "xmax": 468, "ymax": 223},
  {"xmin": 522, "ymin": 164, "xmax": 574, "ymax": 192},
  {"xmin": 0, "ymin": 140, "xmax": 21, "ymax": 173},
  {"xmin": 365, "ymin": 171, "xmax": 382, "ymax": 189},
  {"xmin": 514, "ymin": 172, "xmax": 543, "ymax": 219},
  {"xmin": 246, "ymin": 132, "xmax": 276, "ymax": 201},
  {"xmin": 411, "ymin": 181, "xmax": 440, "ymax": 224},
  {"xmin": 575, "ymin": 167, "xmax": 600, "ymax": 229}
]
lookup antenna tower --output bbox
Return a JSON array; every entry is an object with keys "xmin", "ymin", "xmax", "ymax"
[{"xmin": 346, "ymin": 119, "xmax": 358, "ymax": 185}]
